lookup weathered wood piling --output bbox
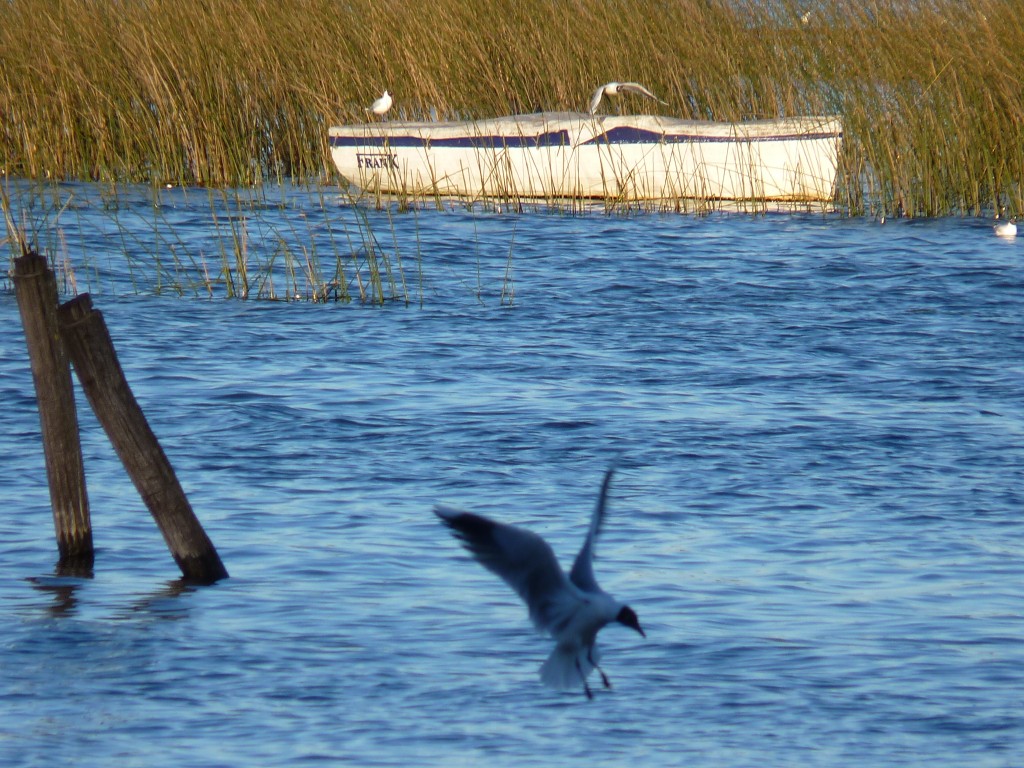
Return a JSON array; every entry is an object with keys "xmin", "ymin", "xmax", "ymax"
[
  {"xmin": 57, "ymin": 294, "xmax": 228, "ymax": 584},
  {"xmin": 13, "ymin": 252, "xmax": 94, "ymax": 572},
  {"xmin": 13, "ymin": 250, "xmax": 227, "ymax": 584}
]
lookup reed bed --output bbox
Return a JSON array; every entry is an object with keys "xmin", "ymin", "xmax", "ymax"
[
  {"xmin": 2, "ymin": 0, "xmax": 1024, "ymax": 215},
  {"xmin": 1, "ymin": 181, "xmax": 429, "ymax": 305}
]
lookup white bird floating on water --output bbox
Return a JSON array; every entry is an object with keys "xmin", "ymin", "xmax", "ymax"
[
  {"xmin": 434, "ymin": 467, "xmax": 645, "ymax": 700},
  {"xmin": 366, "ymin": 90, "xmax": 393, "ymax": 118},
  {"xmin": 994, "ymin": 218, "xmax": 1017, "ymax": 238},
  {"xmin": 589, "ymin": 81, "xmax": 667, "ymax": 115}
]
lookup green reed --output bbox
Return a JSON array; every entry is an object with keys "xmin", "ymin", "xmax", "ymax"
[
  {"xmin": 2, "ymin": 0, "xmax": 1024, "ymax": 216},
  {"xmin": 1, "ymin": 180, "xmax": 428, "ymax": 305}
]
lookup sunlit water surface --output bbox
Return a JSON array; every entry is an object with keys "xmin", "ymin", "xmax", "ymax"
[{"xmin": 1, "ymin": 184, "xmax": 1022, "ymax": 767}]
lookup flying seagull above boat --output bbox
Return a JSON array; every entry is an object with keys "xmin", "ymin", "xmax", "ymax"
[
  {"xmin": 367, "ymin": 90, "xmax": 393, "ymax": 118},
  {"xmin": 589, "ymin": 81, "xmax": 667, "ymax": 115},
  {"xmin": 434, "ymin": 467, "xmax": 645, "ymax": 699}
]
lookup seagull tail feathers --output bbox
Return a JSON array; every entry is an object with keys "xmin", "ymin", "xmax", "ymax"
[{"xmin": 540, "ymin": 645, "xmax": 599, "ymax": 690}]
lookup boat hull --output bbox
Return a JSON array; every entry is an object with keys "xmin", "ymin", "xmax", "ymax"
[{"xmin": 328, "ymin": 113, "xmax": 842, "ymax": 203}]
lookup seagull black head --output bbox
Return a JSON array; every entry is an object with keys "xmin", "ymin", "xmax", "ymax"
[{"xmin": 616, "ymin": 605, "xmax": 645, "ymax": 637}]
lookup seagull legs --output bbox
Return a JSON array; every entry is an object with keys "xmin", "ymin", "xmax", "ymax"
[
  {"xmin": 576, "ymin": 649, "xmax": 611, "ymax": 699},
  {"xmin": 575, "ymin": 658, "xmax": 594, "ymax": 700},
  {"xmin": 588, "ymin": 647, "xmax": 612, "ymax": 689}
]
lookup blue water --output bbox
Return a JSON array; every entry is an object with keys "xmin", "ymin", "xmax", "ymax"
[{"xmin": 2, "ymin": 184, "xmax": 1023, "ymax": 767}]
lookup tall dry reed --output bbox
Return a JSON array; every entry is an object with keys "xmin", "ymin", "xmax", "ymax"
[{"xmin": 2, "ymin": 0, "xmax": 1024, "ymax": 215}]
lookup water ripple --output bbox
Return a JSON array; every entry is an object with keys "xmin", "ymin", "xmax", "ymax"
[{"xmin": 0, "ymin": 192, "xmax": 1022, "ymax": 766}]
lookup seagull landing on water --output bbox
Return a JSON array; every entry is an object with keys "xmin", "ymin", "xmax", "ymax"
[
  {"xmin": 434, "ymin": 467, "xmax": 645, "ymax": 700},
  {"xmin": 366, "ymin": 90, "xmax": 393, "ymax": 118},
  {"xmin": 589, "ymin": 81, "xmax": 667, "ymax": 115}
]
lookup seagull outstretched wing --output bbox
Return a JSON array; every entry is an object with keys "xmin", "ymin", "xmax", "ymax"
[
  {"xmin": 617, "ymin": 82, "xmax": 666, "ymax": 104},
  {"xmin": 589, "ymin": 84, "xmax": 609, "ymax": 114},
  {"xmin": 434, "ymin": 504, "xmax": 574, "ymax": 631},
  {"xmin": 568, "ymin": 467, "xmax": 614, "ymax": 592}
]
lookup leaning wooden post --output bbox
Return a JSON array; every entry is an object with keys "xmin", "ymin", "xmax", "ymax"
[
  {"xmin": 57, "ymin": 294, "xmax": 228, "ymax": 584},
  {"xmin": 12, "ymin": 251, "xmax": 94, "ymax": 571}
]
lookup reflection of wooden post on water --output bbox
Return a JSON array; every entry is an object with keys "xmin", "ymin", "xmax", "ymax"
[
  {"xmin": 58, "ymin": 294, "xmax": 228, "ymax": 584},
  {"xmin": 12, "ymin": 252, "xmax": 94, "ymax": 572}
]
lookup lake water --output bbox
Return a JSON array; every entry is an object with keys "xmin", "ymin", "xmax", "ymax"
[{"xmin": 1, "ymin": 183, "xmax": 1023, "ymax": 767}]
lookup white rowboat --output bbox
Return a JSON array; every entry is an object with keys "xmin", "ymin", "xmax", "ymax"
[{"xmin": 329, "ymin": 112, "xmax": 842, "ymax": 203}]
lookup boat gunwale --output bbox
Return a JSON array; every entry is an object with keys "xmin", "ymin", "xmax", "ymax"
[{"xmin": 328, "ymin": 113, "xmax": 843, "ymax": 148}]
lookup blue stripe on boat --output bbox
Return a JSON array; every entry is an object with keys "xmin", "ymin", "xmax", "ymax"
[
  {"xmin": 578, "ymin": 126, "xmax": 843, "ymax": 145},
  {"xmin": 329, "ymin": 126, "xmax": 841, "ymax": 149},
  {"xmin": 329, "ymin": 131, "xmax": 573, "ymax": 149}
]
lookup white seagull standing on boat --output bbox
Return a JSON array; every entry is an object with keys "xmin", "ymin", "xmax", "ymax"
[
  {"xmin": 589, "ymin": 81, "xmax": 667, "ymax": 115},
  {"xmin": 434, "ymin": 467, "xmax": 645, "ymax": 699},
  {"xmin": 367, "ymin": 90, "xmax": 393, "ymax": 118}
]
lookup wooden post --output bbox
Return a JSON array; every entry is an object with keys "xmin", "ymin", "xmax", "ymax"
[
  {"xmin": 57, "ymin": 294, "xmax": 228, "ymax": 584},
  {"xmin": 13, "ymin": 251, "xmax": 94, "ymax": 572}
]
